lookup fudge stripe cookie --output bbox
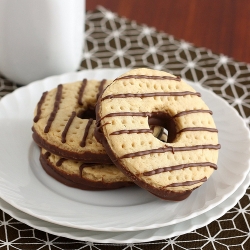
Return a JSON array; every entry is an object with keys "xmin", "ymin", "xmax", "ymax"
[
  {"xmin": 33, "ymin": 79, "xmax": 113, "ymax": 163},
  {"xmin": 40, "ymin": 148, "xmax": 133, "ymax": 190},
  {"xmin": 95, "ymin": 68, "xmax": 220, "ymax": 201}
]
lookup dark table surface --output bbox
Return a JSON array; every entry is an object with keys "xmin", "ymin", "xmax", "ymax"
[{"xmin": 87, "ymin": 0, "xmax": 250, "ymax": 64}]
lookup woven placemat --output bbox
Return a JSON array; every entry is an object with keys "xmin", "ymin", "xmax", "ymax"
[{"xmin": 0, "ymin": 6, "xmax": 249, "ymax": 250}]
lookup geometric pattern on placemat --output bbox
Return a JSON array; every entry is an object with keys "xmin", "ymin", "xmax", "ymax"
[
  {"xmin": 0, "ymin": 76, "xmax": 17, "ymax": 99},
  {"xmin": 82, "ymin": 7, "xmax": 250, "ymax": 127},
  {"xmin": 0, "ymin": 6, "xmax": 249, "ymax": 250}
]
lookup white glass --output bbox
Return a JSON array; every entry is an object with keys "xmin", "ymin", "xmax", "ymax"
[{"xmin": 0, "ymin": 0, "xmax": 85, "ymax": 85}]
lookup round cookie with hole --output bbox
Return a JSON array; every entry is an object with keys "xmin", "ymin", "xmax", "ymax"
[
  {"xmin": 95, "ymin": 68, "xmax": 220, "ymax": 201},
  {"xmin": 40, "ymin": 148, "xmax": 133, "ymax": 190},
  {"xmin": 33, "ymin": 79, "xmax": 113, "ymax": 163}
]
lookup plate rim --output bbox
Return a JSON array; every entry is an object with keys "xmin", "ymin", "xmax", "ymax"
[
  {"xmin": 1, "ymin": 171, "xmax": 249, "ymax": 244},
  {"xmin": 0, "ymin": 68, "xmax": 250, "ymax": 232}
]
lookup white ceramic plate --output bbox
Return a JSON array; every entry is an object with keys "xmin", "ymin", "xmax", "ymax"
[
  {"xmin": 1, "ymin": 172, "xmax": 249, "ymax": 244},
  {"xmin": 0, "ymin": 69, "xmax": 249, "ymax": 232}
]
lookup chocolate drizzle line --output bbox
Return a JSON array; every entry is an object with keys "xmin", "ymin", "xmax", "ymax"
[
  {"xmin": 110, "ymin": 129, "xmax": 152, "ymax": 135},
  {"xmin": 120, "ymin": 144, "xmax": 221, "ymax": 159},
  {"xmin": 116, "ymin": 75, "xmax": 181, "ymax": 81},
  {"xmin": 61, "ymin": 111, "xmax": 76, "ymax": 143},
  {"xmin": 97, "ymin": 111, "xmax": 212, "ymax": 125},
  {"xmin": 97, "ymin": 122, "xmax": 111, "ymax": 132},
  {"xmin": 101, "ymin": 91, "xmax": 201, "ymax": 101},
  {"xmin": 44, "ymin": 84, "xmax": 63, "ymax": 133},
  {"xmin": 97, "ymin": 79, "xmax": 107, "ymax": 99},
  {"xmin": 143, "ymin": 162, "xmax": 217, "ymax": 176},
  {"xmin": 44, "ymin": 151, "xmax": 51, "ymax": 159},
  {"xmin": 177, "ymin": 127, "xmax": 218, "ymax": 134},
  {"xmin": 166, "ymin": 177, "xmax": 207, "ymax": 187},
  {"xmin": 56, "ymin": 158, "xmax": 66, "ymax": 167},
  {"xmin": 33, "ymin": 91, "xmax": 48, "ymax": 122},
  {"xmin": 80, "ymin": 118, "xmax": 93, "ymax": 147},
  {"xmin": 173, "ymin": 109, "xmax": 213, "ymax": 118},
  {"xmin": 79, "ymin": 164, "xmax": 87, "ymax": 177},
  {"xmin": 96, "ymin": 112, "xmax": 154, "ymax": 125},
  {"xmin": 79, "ymin": 163, "xmax": 95, "ymax": 177},
  {"xmin": 78, "ymin": 79, "xmax": 87, "ymax": 105}
]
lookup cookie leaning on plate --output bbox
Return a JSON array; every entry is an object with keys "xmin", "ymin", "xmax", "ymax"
[
  {"xmin": 40, "ymin": 148, "xmax": 133, "ymax": 190},
  {"xmin": 32, "ymin": 79, "xmax": 113, "ymax": 163},
  {"xmin": 95, "ymin": 68, "xmax": 220, "ymax": 201}
]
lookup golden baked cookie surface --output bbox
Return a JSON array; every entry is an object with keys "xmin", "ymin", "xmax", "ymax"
[
  {"xmin": 96, "ymin": 68, "xmax": 220, "ymax": 200},
  {"xmin": 40, "ymin": 148, "xmax": 132, "ymax": 190},
  {"xmin": 33, "ymin": 80, "xmax": 112, "ymax": 163}
]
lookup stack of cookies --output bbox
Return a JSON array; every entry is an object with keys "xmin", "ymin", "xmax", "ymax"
[
  {"xmin": 32, "ymin": 79, "xmax": 133, "ymax": 190},
  {"xmin": 32, "ymin": 68, "xmax": 220, "ymax": 201}
]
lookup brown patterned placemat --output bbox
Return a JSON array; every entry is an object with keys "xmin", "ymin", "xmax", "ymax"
[{"xmin": 0, "ymin": 6, "xmax": 250, "ymax": 250}]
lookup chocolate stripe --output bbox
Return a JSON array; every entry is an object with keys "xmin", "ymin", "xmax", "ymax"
[
  {"xmin": 173, "ymin": 109, "xmax": 213, "ymax": 118},
  {"xmin": 78, "ymin": 79, "xmax": 87, "ymax": 105},
  {"xmin": 166, "ymin": 177, "xmax": 207, "ymax": 187},
  {"xmin": 97, "ymin": 122, "xmax": 111, "ymax": 132},
  {"xmin": 44, "ymin": 151, "xmax": 51, "ymax": 159},
  {"xmin": 44, "ymin": 84, "xmax": 63, "ymax": 133},
  {"xmin": 80, "ymin": 119, "xmax": 93, "ymax": 147},
  {"xmin": 61, "ymin": 111, "xmax": 76, "ymax": 143},
  {"xmin": 101, "ymin": 91, "xmax": 201, "ymax": 101},
  {"xmin": 110, "ymin": 129, "xmax": 152, "ymax": 135},
  {"xmin": 143, "ymin": 162, "xmax": 217, "ymax": 176},
  {"xmin": 120, "ymin": 144, "xmax": 221, "ymax": 159},
  {"xmin": 97, "ymin": 112, "xmax": 153, "ymax": 125},
  {"xmin": 97, "ymin": 110, "xmax": 212, "ymax": 125},
  {"xmin": 56, "ymin": 158, "xmax": 66, "ymax": 167},
  {"xmin": 33, "ymin": 91, "xmax": 48, "ymax": 122},
  {"xmin": 116, "ymin": 75, "xmax": 181, "ymax": 81},
  {"xmin": 79, "ymin": 163, "xmax": 95, "ymax": 177},
  {"xmin": 97, "ymin": 79, "xmax": 106, "ymax": 99},
  {"xmin": 177, "ymin": 127, "xmax": 218, "ymax": 134}
]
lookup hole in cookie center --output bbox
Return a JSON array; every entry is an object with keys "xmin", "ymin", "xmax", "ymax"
[
  {"xmin": 77, "ymin": 106, "xmax": 96, "ymax": 120},
  {"xmin": 148, "ymin": 112, "xmax": 177, "ymax": 143},
  {"xmin": 151, "ymin": 126, "xmax": 168, "ymax": 142}
]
